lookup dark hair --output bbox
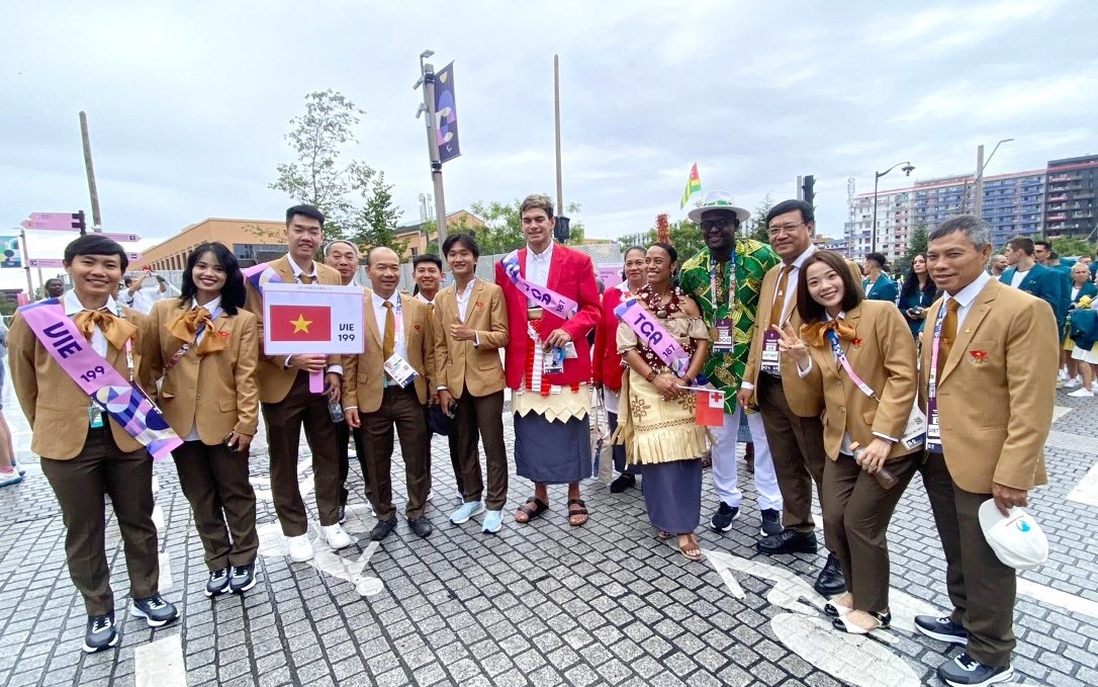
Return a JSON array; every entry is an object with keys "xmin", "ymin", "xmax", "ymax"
[
  {"xmin": 412, "ymin": 253, "xmax": 443, "ymax": 271},
  {"xmin": 179, "ymin": 242, "xmax": 245, "ymax": 314},
  {"xmin": 623, "ymin": 245, "xmax": 646, "ymax": 261},
  {"xmin": 442, "ymin": 233, "xmax": 480, "ymax": 260},
  {"xmin": 651, "ymin": 241, "xmax": 678, "ymax": 264},
  {"xmin": 286, "ymin": 204, "xmax": 325, "ymax": 228},
  {"xmin": 64, "ymin": 234, "xmax": 129, "ymax": 271},
  {"xmin": 765, "ymin": 199, "xmax": 815, "ymax": 226},
  {"xmin": 1007, "ymin": 236, "xmax": 1034, "ymax": 255},
  {"xmin": 796, "ymin": 250, "xmax": 863, "ymax": 324},
  {"xmin": 900, "ymin": 254, "xmax": 936, "ymax": 302},
  {"xmin": 1034, "ymin": 239, "xmax": 1052, "ymax": 251},
  {"xmin": 863, "ymin": 252, "xmax": 887, "ymax": 269}
]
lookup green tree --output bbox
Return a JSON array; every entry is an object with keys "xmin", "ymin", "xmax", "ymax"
[
  {"xmin": 458, "ymin": 198, "xmax": 586, "ymax": 256},
  {"xmin": 896, "ymin": 225, "xmax": 929, "ymax": 275},
  {"xmin": 745, "ymin": 193, "xmax": 776, "ymax": 244},
  {"xmin": 616, "ymin": 218, "xmax": 705, "ymax": 258},
  {"xmin": 1051, "ymin": 236, "xmax": 1095, "ymax": 259},
  {"xmin": 349, "ymin": 171, "xmax": 408, "ymax": 255}
]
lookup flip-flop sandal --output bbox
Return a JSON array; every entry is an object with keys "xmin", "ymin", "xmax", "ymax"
[
  {"xmin": 567, "ymin": 498, "xmax": 589, "ymax": 527},
  {"xmin": 680, "ymin": 536, "xmax": 703, "ymax": 561},
  {"xmin": 515, "ymin": 497, "xmax": 549, "ymax": 523}
]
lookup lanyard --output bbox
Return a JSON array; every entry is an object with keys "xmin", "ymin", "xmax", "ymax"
[
  {"xmin": 927, "ymin": 302, "xmax": 948, "ymax": 403},
  {"xmin": 709, "ymin": 252, "xmax": 737, "ymax": 313},
  {"xmin": 826, "ymin": 330, "xmax": 876, "ymax": 399}
]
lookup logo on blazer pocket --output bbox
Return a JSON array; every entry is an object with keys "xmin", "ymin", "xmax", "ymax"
[{"xmin": 969, "ymin": 350, "xmax": 988, "ymax": 365}]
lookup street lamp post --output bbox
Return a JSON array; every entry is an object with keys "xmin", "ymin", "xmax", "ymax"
[
  {"xmin": 871, "ymin": 161, "xmax": 915, "ymax": 255},
  {"xmin": 973, "ymin": 138, "xmax": 1014, "ymax": 220}
]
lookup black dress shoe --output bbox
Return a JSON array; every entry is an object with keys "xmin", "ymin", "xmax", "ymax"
[
  {"xmin": 408, "ymin": 516, "xmax": 432, "ymax": 538},
  {"xmin": 937, "ymin": 652, "xmax": 1013, "ymax": 686},
  {"xmin": 370, "ymin": 518, "xmax": 397, "ymax": 541},
  {"xmin": 813, "ymin": 553, "xmax": 847, "ymax": 597},
  {"xmin": 609, "ymin": 473, "xmax": 636, "ymax": 493},
  {"xmin": 915, "ymin": 614, "xmax": 968, "ymax": 645},
  {"xmin": 755, "ymin": 528, "xmax": 818, "ymax": 555}
]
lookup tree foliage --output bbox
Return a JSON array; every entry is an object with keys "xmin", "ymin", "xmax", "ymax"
[
  {"xmin": 1051, "ymin": 235, "xmax": 1096, "ymax": 259},
  {"xmin": 261, "ymin": 89, "xmax": 405, "ymax": 254},
  {"xmin": 896, "ymin": 225, "xmax": 929, "ymax": 276},
  {"xmin": 441, "ymin": 199, "xmax": 586, "ymax": 257}
]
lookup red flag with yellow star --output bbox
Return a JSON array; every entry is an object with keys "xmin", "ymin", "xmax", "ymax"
[{"xmin": 268, "ymin": 305, "xmax": 332, "ymax": 342}]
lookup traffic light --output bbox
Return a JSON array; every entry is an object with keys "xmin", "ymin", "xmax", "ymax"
[
  {"xmin": 554, "ymin": 215, "xmax": 571, "ymax": 243},
  {"xmin": 801, "ymin": 175, "xmax": 816, "ymax": 206},
  {"xmin": 76, "ymin": 210, "xmax": 86, "ymax": 235}
]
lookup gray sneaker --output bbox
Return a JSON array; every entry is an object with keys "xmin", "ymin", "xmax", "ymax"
[
  {"xmin": 83, "ymin": 612, "xmax": 119, "ymax": 653},
  {"xmin": 759, "ymin": 509, "xmax": 783, "ymax": 537}
]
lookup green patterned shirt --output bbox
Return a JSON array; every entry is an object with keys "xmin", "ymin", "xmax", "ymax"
[{"xmin": 679, "ymin": 240, "xmax": 780, "ymax": 413}]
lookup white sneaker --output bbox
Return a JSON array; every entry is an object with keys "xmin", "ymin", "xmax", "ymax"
[
  {"xmin": 1068, "ymin": 387, "xmax": 1095, "ymax": 398},
  {"xmin": 320, "ymin": 523, "xmax": 353, "ymax": 550},
  {"xmin": 1064, "ymin": 377, "xmax": 1080, "ymax": 389},
  {"xmin": 287, "ymin": 534, "xmax": 315, "ymax": 562}
]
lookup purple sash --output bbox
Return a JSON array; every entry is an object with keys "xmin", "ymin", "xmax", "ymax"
[
  {"xmin": 614, "ymin": 298, "xmax": 691, "ymax": 376},
  {"xmin": 18, "ymin": 299, "xmax": 182, "ymax": 460},
  {"xmin": 501, "ymin": 250, "xmax": 578, "ymax": 318}
]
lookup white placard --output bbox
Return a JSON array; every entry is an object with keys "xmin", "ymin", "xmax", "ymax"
[{"xmin": 262, "ymin": 283, "xmax": 366, "ymax": 355}]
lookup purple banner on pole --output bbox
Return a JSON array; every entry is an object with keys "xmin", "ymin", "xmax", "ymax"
[{"xmin": 435, "ymin": 61, "xmax": 460, "ymax": 164}]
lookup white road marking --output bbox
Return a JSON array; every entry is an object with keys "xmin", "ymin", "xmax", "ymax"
[
  {"xmin": 1051, "ymin": 405, "xmax": 1072, "ymax": 423},
  {"xmin": 151, "ymin": 504, "xmax": 165, "ymax": 533},
  {"xmin": 251, "ymin": 460, "xmax": 312, "ymax": 501},
  {"xmin": 134, "ymin": 632, "xmax": 187, "ymax": 687},
  {"xmin": 1017, "ymin": 578, "xmax": 1098, "ymax": 620},
  {"xmin": 157, "ymin": 552, "xmax": 173, "ymax": 591},
  {"xmin": 772, "ymin": 614, "xmax": 921, "ymax": 687},
  {"xmin": 1066, "ymin": 460, "xmax": 1098, "ymax": 507},
  {"xmin": 151, "ymin": 475, "xmax": 160, "ymax": 495}
]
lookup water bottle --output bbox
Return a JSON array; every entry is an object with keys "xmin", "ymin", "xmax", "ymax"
[
  {"xmin": 328, "ymin": 400, "xmax": 344, "ymax": 424},
  {"xmin": 849, "ymin": 441, "xmax": 898, "ymax": 490}
]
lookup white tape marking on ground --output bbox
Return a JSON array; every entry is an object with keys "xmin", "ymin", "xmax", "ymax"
[
  {"xmin": 157, "ymin": 552, "xmax": 172, "ymax": 591},
  {"xmin": 1066, "ymin": 459, "xmax": 1098, "ymax": 507},
  {"xmin": 134, "ymin": 632, "xmax": 187, "ymax": 687},
  {"xmin": 1018, "ymin": 578, "xmax": 1098, "ymax": 620},
  {"xmin": 772, "ymin": 614, "xmax": 921, "ymax": 687},
  {"xmin": 151, "ymin": 504, "xmax": 165, "ymax": 533}
]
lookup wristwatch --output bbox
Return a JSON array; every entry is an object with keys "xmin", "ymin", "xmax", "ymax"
[{"xmin": 645, "ymin": 370, "xmax": 657, "ymax": 383}]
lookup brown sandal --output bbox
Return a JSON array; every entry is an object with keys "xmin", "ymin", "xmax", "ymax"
[
  {"xmin": 567, "ymin": 498, "xmax": 589, "ymax": 527},
  {"xmin": 679, "ymin": 534, "xmax": 703, "ymax": 561},
  {"xmin": 515, "ymin": 497, "xmax": 549, "ymax": 523}
]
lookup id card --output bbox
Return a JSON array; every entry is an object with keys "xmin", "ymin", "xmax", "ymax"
[
  {"xmin": 924, "ymin": 407, "xmax": 941, "ymax": 453},
  {"xmin": 713, "ymin": 318, "xmax": 734, "ymax": 350},
  {"xmin": 88, "ymin": 405, "xmax": 104, "ymax": 429},
  {"xmin": 899, "ymin": 405, "xmax": 928, "ymax": 450},
  {"xmin": 384, "ymin": 353, "xmax": 418, "ymax": 388},
  {"xmin": 760, "ymin": 328, "xmax": 782, "ymax": 375},
  {"xmin": 543, "ymin": 346, "xmax": 565, "ymax": 374}
]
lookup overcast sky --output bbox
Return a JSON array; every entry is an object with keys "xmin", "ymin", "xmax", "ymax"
[{"xmin": 2, "ymin": 0, "xmax": 1094, "ymax": 289}]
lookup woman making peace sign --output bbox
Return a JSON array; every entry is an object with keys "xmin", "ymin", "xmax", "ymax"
[{"xmin": 777, "ymin": 250, "xmax": 920, "ymax": 635}]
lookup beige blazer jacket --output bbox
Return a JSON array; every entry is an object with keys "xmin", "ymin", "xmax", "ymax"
[
  {"xmin": 431, "ymin": 279, "xmax": 509, "ymax": 398},
  {"xmin": 139, "ymin": 299, "xmax": 260, "ymax": 444},
  {"xmin": 341, "ymin": 291, "xmax": 436, "ymax": 414},
  {"xmin": 242, "ymin": 254, "xmax": 343, "ymax": 404},
  {"xmin": 918, "ymin": 279, "xmax": 1057, "ymax": 493}
]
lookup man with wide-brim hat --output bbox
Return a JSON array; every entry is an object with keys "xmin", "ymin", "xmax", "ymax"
[{"xmin": 679, "ymin": 191, "xmax": 784, "ymax": 540}]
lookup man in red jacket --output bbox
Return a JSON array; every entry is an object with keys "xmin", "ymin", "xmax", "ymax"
[
  {"xmin": 592, "ymin": 246, "xmax": 648, "ymax": 492},
  {"xmin": 495, "ymin": 195, "xmax": 601, "ymax": 526}
]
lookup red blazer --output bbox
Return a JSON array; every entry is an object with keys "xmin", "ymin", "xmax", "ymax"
[
  {"xmin": 494, "ymin": 244, "xmax": 601, "ymax": 390},
  {"xmin": 593, "ymin": 283, "xmax": 630, "ymax": 390}
]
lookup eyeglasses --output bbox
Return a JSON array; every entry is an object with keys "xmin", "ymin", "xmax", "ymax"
[
  {"xmin": 700, "ymin": 218, "xmax": 735, "ymax": 231},
  {"xmin": 767, "ymin": 222, "xmax": 805, "ymax": 237}
]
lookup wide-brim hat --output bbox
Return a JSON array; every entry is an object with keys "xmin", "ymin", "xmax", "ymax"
[{"xmin": 687, "ymin": 190, "xmax": 750, "ymax": 224}]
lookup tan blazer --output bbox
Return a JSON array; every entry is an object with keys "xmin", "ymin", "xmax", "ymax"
[
  {"xmin": 341, "ymin": 291, "xmax": 436, "ymax": 414},
  {"xmin": 743, "ymin": 254, "xmax": 863, "ymax": 416},
  {"xmin": 139, "ymin": 299, "xmax": 260, "ymax": 444},
  {"xmin": 8, "ymin": 306, "xmax": 146, "ymax": 459},
  {"xmin": 918, "ymin": 279, "xmax": 1057, "ymax": 493},
  {"xmin": 431, "ymin": 279, "xmax": 509, "ymax": 398},
  {"xmin": 242, "ymin": 254, "xmax": 343, "ymax": 404},
  {"xmin": 785, "ymin": 301, "xmax": 919, "ymax": 461}
]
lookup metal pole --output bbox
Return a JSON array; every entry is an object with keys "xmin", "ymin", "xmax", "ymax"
[
  {"xmin": 796, "ymin": 175, "xmax": 803, "ymax": 201},
  {"xmin": 554, "ymin": 55, "xmax": 564, "ymax": 213},
  {"xmin": 974, "ymin": 144, "xmax": 985, "ymax": 220},
  {"xmin": 79, "ymin": 111, "xmax": 103, "ymax": 231},
  {"xmin": 871, "ymin": 173, "xmax": 880, "ymax": 254},
  {"xmin": 420, "ymin": 62, "xmax": 448, "ymax": 248},
  {"xmin": 19, "ymin": 229, "xmax": 33, "ymax": 298}
]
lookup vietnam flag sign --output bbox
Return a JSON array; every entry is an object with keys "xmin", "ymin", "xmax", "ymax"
[{"xmin": 261, "ymin": 283, "xmax": 365, "ymax": 355}]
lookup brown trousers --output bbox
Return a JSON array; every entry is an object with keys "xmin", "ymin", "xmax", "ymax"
[
  {"xmin": 260, "ymin": 371, "xmax": 341, "ymax": 536},
  {"xmin": 453, "ymin": 389, "xmax": 508, "ymax": 511},
  {"xmin": 40, "ymin": 428, "xmax": 159, "ymax": 615},
  {"xmin": 362, "ymin": 386, "xmax": 430, "ymax": 521},
  {"xmin": 172, "ymin": 440, "xmax": 258, "ymax": 571},
  {"xmin": 821, "ymin": 452, "xmax": 920, "ymax": 614},
  {"xmin": 336, "ymin": 420, "xmax": 375, "ymax": 508},
  {"xmin": 921, "ymin": 451, "xmax": 1017, "ymax": 667},
  {"xmin": 425, "ymin": 412, "xmax": 466, "ymax": 497},
  {"xmin": 757, "ymin": 373, "xmax": 827, "ymax": 535}
]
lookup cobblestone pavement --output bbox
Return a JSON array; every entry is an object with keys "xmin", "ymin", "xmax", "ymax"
[{"xmin": 1, "ymin": 383, "xmax": 1097, "ymax": 687}]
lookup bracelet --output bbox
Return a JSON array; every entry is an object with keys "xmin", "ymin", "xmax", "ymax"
[{"xmin": 645, "ymin": 369, "xmax": 656, "ymax": 383}]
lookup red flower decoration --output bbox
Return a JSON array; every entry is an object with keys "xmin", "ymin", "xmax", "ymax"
[
  {"xmin": 969, "ymin": 350, "xmax": 988, "ymax": 365},
  {"xmin": 851, "ymin": 338, "xmax": 863, "ymax": 348},
  {"xmin": 414, "ymin": 325, "xmax": 421, "ymax": 331},
  {"xmin": 218, "ymin": 331, "xmax": 231, "ymax": 339},
  {"xmin": 475, "ymin": 301, "xmax": 484, "ymax": 308}
]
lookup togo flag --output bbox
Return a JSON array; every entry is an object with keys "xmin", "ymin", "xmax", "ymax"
[{"xmin": 262, "ymin": 283, "xmax": 366, "ymax": 355}]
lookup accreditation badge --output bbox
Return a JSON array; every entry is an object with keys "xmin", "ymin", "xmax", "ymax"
[
  {"xmin": 760, "ymin": 328, "xmax": 782, "ymax": 375},
  {"xmin": 384, "ymin": 353, "xmax": 418, "ymax": 388},
  {"xmin": 713, "ymin": 318, "xmax": 734, "ymax": 351},
  {"xmin": 924, "ymin": 402, "xmax": 942, "ymax": 453}
]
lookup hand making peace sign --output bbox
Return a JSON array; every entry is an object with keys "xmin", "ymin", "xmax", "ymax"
[{"xmin": 772, "ymin": 322, "xmax": 811, "ymax": 368}]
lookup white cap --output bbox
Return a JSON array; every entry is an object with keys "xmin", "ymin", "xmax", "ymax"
[{"xmin": 978, "ymin": 500, "xmax": 1049, "ymax": 571}]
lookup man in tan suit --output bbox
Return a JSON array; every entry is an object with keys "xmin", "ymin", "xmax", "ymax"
[
  {"xmin": 915, "ymin": 215, "xmax": 1057, "ymax": 687},
  {"xmin": 434, "ymin": 234, "xmax": 510, "ymax": 534},
  {"xmin": 9, "ymin": 234, "xmax": 178, "ymax": 653},
  {"xmin": 243, "ymin": 205, "xmax": 350, "ymax": 564},
  {"xmin": 739, "ymin": 199, "xmax": 852, "ymax": 598},
  {"xmin": 342, "ymin": 247, "xmax": 436, "ymax": 541}
]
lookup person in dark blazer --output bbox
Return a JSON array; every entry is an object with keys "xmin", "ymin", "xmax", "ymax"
[
  {"xmin": 915, "ymin": 217, "xmax": 1058, "ymax": 687},
  {"xmin": 140, "ymin": 242, "xmax": 261, "ymax": 597},
  {"xmin": 862, "ymin": 252, "xmax": 898, "ymax": 303},
  {"xmin": 1000, "ymin": 236, "xmax": 1068, "ymax": 334},
  {"xmin": 898, "ymin": 254, "xmax": 938, "ymax": 338}
]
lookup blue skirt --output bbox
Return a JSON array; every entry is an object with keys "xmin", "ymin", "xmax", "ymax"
[
  {"xmin": 640, "ymin": 459, "xmax": 702, "ymax": 534},
  {"xmin": 514, "ymin": 412, "xmax": 591, "ymax": 484}
]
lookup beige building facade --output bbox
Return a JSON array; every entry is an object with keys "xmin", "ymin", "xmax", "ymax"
[{"xmin": 141, "ymin": 218, "xmax": 289, "ymax": 271}]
